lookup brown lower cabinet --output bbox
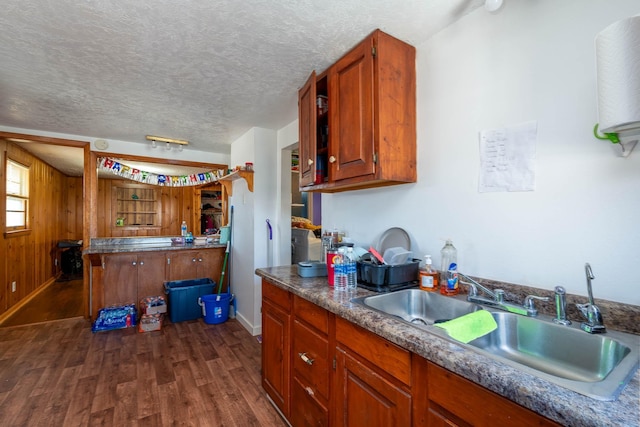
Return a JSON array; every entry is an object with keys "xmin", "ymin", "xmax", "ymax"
[
  {"xmin": 262, "ymin": 280, "xmax": 292, "ymax": 418},
  {"xmin": 335, "ymin": 317, "xmax": 412, "ymax": 427},
  {"xmin": 98, "ymin": 252, "xmax": 166, "ymax": 308},
  {"xmin": 166, "ymin": 249, "xmax": 225, "ymax": 284},
  {"xmin": 91, "ymin": 247, "xmax": 225, "ymax": 317},
  {"xmin": 291, "ymin": 296, "xmax": 332, "ymax": 426},
  {"xmin": 261, "ymin": 279, "xmax": 560, "ymax": 427}
]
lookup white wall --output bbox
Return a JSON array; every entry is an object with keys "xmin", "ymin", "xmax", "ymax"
[
  {"xmin": 229, "ymin": 127, "xmax": 277, "ymax": 335},
  {"xmin": 276, "ymin": 120, "xmax": 300, "ymax": 267},
  {"xmin": 321, "ymin": 0, "xmax": 640, "ymax": 305}
]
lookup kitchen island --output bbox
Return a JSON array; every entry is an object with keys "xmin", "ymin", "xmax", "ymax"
[
  {"xmin": 85, "ymin": 237, "xmax": 227, "ymax": 318},
  {"xmin": 256, "ymin": 265, "xmax": 639, "ymax": 427}
]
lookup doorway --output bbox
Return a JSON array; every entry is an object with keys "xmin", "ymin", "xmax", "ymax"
[{"xmin": 0, "ymin": 132, "xmax": 88, "ymax": 327}]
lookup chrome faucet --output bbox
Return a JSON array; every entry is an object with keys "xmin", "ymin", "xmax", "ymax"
[
  {"xmin": 458, "ymin": 272, "xmax": 548, "ymax": 317},
  {"xmin": 552, "ymin": 286, "xmax": 571, "ymax": 325},
  {"xmin": 576, "ymin": 263, "xmax": 606, "ymax": 334}
]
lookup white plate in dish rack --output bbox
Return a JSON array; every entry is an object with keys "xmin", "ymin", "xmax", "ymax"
[{"xmin": 376, "ymin": 227, "xmax": 411, "ymax": 253}]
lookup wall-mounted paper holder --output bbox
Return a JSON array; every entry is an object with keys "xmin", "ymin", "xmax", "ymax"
[{"xmin": 594, "ymin": 124, "xmax": 638, "ymax": 158}]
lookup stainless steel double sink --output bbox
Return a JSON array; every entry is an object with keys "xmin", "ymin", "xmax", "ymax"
[{"xmin": 351, "ymin": 289, "xmax": 639, "ymax": 401}]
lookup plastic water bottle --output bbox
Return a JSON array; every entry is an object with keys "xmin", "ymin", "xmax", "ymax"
[
  {"xmin": 334, "ymin": 247, "xmax": 347, "ymax": 291},
  {"xmin": 440, "ymin": 239, "xmax": 459, "ymax": 296},
  {"xmin": 345, "ymin": 246, "xmax": 357, "ymax": 291},
  {"xmin": 181, "ymin": 221, "xmax": 187, "ymax": 237}
]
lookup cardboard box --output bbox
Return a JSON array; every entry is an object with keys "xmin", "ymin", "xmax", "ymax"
[
  {"xmin": 140, "ymin": 295, "xmax": 167, "ymax": 315},
  {"xmin": 138, "ymin": 313, "xmax": 163, "ymax": 332}
]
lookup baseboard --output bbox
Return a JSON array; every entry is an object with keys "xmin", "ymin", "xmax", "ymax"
[
  {"xmin": 235, "ymin": 311, "xmax": 262, "ymax": 336},
  {"xmin": 265, "ymin": 393, "xmax": 292, "ymax": 427}
]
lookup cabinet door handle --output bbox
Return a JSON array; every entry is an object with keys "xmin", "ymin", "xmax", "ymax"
[
  {"xmin": 299, "ymin": 352, "xmax": 314, "ymax": 365},
  {"xmin": 192, "ymin": 258, "xmax": 197, "ymax": 263},
  {"xmin": 198, "ymin": 258, "xmax": 203, "ymax": 262},
  {"xmin": 305, "ymin": 386, "xmax": 314, "ymax": 396},
  {"xmin": 132, "ymin": 261, "xmax": 137, "ymax": 266},
  {"xmin": 329, "ymin": 155, "xmax": 336, "ymax": 163},
  {"xmin": 307, "ymin": 158, "xmax": 314, "ymax": 165},
  {"xmin": 139, "ymin": 261, "xmax": 144, "ymax": 266}
]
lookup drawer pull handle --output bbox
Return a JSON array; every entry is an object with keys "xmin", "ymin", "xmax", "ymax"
[
  {"xmin": 305, "ymin": 386, "xmax": 314, "ymax": 396},
  {"xmin": 299, "ymin": 352, "xmax": 314, "ymax": 365},
  {"xmin": 329, "ymin": 155, "xmax": 336, "ymax": 163}
]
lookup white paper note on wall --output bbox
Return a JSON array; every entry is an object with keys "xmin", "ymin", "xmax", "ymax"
[{"xmin": 478, "ymin": 121, "xmax": 537, "ymax": 193}]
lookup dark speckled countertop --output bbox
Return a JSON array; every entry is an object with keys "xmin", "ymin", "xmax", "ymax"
[
  {"xmin": 256, "ymin": 265, "xmax": 640, "ymax": 427},
  {"xmin": 83, "ymin": 237, "xmax": 226, "ymax": 255}
]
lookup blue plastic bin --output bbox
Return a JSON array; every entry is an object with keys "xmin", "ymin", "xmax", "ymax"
[
  {"xmin": 164, "ymin": 278, "xmax": 216, "ymax": 323},
  {"xmin": 199, "ymin": 293, "xmax": 232, "ymax": 325}
]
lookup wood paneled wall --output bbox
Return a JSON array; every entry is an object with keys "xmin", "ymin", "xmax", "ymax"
[
  {"xmin": 0, "ymin": 142, "xmax": 83, "ymax": 317},
  {"xmin": 0, "ymin": 137, "xmax": 223, "ymax": 319},
  {"xmin": 97, "ymin": 179, "xmax": 201, "ymax": 237}
]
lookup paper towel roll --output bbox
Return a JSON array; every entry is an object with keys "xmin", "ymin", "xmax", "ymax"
[{"xmin": 596, "ymin": 16, "xmax": 640, "ymax": 133}]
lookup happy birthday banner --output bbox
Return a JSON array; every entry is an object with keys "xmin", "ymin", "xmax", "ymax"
[{"xmin": 98, "ymin": 157, "xmax": 223, "ymax": 187}]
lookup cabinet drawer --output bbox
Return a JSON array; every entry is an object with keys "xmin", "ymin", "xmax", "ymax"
[
  {"xmin": 262, "ymin": 279, "xmax": 291, "ymax": 310},
  {"xmin": 294, "ymin": 295, "xmax": 329, "ymax": 334},
  {"xmin": 336, "ymin": 316, "xmax": 411, "ymax": 386},
  {"xmin": 291, "ymin": 376, "xmax": 329, "ymax": 427},
  {"xmin": 292, "ymin": 319, "xmax": 330, "ymax": 401},
  {"xmin": 427, "ymin": 362, "xmax": 560, "ymax": 427}
]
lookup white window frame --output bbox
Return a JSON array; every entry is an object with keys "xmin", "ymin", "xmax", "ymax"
[{"xmin": 6, "ymin": 159, "xmax": 29, "ymax": 232}]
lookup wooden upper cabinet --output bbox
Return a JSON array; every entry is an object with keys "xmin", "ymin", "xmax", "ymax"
[
  {"xmin": 298, "ymin": 71, "xmax": 318, "ymax": 187},
  {"xmin": 330, "ymin": 36, "xmax": 375, "ymax": 182},
  {"xmin": 298, "ymin": 29, "xmax": 416, "ymax": 193}
]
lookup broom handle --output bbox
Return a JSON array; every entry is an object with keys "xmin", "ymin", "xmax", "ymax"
[{"xmin": 217, "ymin": 241, "xmax": 230, "ymax": 295}]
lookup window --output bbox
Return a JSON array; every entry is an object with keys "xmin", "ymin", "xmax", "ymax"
[{"xmin": 6, "ymin": 159, "xmax": 29, "ymax": 231}]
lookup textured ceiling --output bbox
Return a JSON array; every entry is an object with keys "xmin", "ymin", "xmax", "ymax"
[{"xmin": 0, "ymin": 0, "xmax": 484, "ymax": 161}]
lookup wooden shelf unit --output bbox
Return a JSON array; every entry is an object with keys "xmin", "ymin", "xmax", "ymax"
[
  {"xmin": 113, "ymin": 184, "xmax": 159, "ymax": 228},
  {"xmin": 218, "ymin": 170, "xmax": 254, "ymax": 196}
]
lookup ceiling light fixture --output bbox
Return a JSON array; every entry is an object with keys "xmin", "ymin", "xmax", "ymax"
[{"xmin": 145, "ymin": 135, "xmax": 189, "ymax": 151}]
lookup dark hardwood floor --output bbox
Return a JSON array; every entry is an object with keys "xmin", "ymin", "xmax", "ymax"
[
  {"xmin": 0, "ymin": 317, "xmax": 286, "ymax": 426},
  {"xmin": 1, "ymin": 277, "xmax": 84, "ymax": 327}
]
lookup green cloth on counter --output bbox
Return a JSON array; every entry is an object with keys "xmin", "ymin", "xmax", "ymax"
[{"xmin": 434, "ymin": 310, "xmax": 497, "ymax": 344}]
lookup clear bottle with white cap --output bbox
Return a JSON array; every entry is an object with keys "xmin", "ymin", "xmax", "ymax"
[
  {"xmin": 333, "ymin": 247, "xmax": 347, "ymax": 291},
  {"xmin": 345, "ymin": 246, "xmax": 358, "ymax": 291},
  {"xmin": 440, "ymin": 239, "xmax": 459, "ymax": 296}
]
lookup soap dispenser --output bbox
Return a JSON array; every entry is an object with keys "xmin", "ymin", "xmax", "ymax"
[{"xmin": 419, "ymin": 255, "xmax": 439, "ymax": 292}]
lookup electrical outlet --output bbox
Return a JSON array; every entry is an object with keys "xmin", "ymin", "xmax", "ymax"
[{"xmin": 11, "ymin": 281, "xmax": 16, "ymax": 292}]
